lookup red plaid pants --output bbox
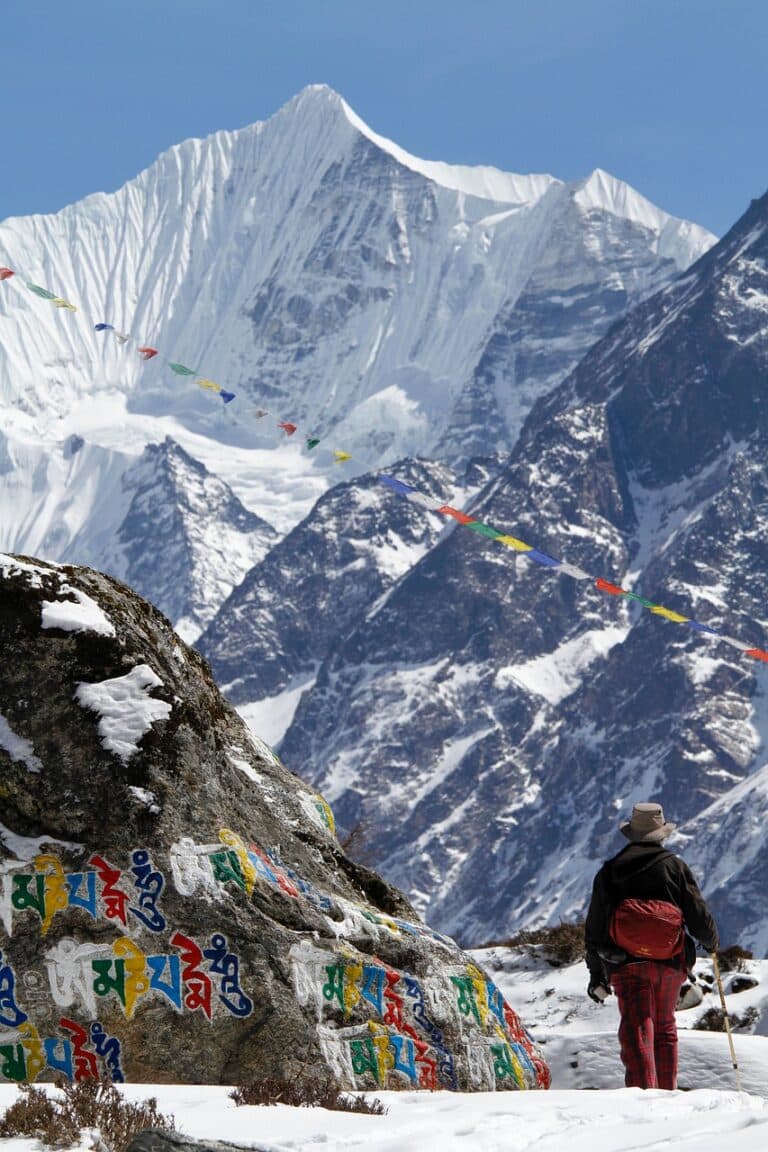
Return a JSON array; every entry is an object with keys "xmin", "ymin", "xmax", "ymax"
[{"xmin": 610, "ymin": 961, "xmax": 685, "ymax": 1089}]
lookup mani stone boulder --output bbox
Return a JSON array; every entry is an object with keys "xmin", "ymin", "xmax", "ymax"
[{"xmin": 0, "ymin": 553, "xmax": 548, "ymax": 1091}]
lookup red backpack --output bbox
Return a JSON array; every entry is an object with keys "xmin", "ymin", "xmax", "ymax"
[{"xmin": 610, "ymin": 898, "xmax": 684, "ymax": 960}]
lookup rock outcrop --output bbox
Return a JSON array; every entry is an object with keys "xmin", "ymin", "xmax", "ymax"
[{"xmin": 0, "ymin": 553, "xmax": 547, "ymax": 1091}]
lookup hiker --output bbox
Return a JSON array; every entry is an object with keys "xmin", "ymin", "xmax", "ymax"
[{"xmin": 584, "ymin": 801, "xmax": 719, "ymax": 1090}]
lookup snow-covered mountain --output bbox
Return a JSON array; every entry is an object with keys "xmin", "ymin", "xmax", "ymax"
[
  {"xmin": 110, "ymin": 437, "xmax": 276, "ymax": 640},
  {"xmin": 0, "ymin": 85, "xmax": 712, "ymax": 631},
  {"xmin": 270, "ymin": 188, "xmax": 768, "ymax": 953}
]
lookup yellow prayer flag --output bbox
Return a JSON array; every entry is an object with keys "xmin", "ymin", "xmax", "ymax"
[
  {"xmin": 52, "ymin": 298, "xmax": 77, "ymax": 312},
  {"xmin": 333, "ymin": 450, "xmax": 352, "ymax": 463},
  {"xmin": 496, "ymin": 534, "xmax": 533, "ymax": 552},
  {"xmin": 197, "ymin": 379, "xmax": 222, "ymax": 392},
  {"xmin": 650, "ymin": 606, "xmax": 689, "ymax": 623}
]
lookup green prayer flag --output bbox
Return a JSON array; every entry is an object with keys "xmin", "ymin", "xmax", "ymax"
[
  {"xmin": 169, "ymin": 362, "xmax": 196, "ymax": 376},
  {"xmin": 468, "ymin": 522, "xmax": 503, "ymax": 540},
  {"xmin": 27, "ymin": 283, "xmax": 57, "ymax": 300},
  {"xmin": 306, "ymin": 437, "xmax": 320, "ymax": 450},
  {"xmin": 624, "ymin": 591, "xmax": 655, "ymax": 608}
]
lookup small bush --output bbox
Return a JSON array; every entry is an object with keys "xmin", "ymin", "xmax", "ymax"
[
  {"xmin": 693, "ymin": 1006, "xmax": 760, "ymax": 1032},
  {"xmin": 716, "ymin": 945, "xmax": 754, "ymax": 973},
  {"xmin": 479, "ymin": 921, "xmax": 586, "ymax": 967},
  {"xmin": 0, "ymin": 1083, "xmax": 78, "ymax": 1148},
  {"xmin": 231, "ymin": 1075, "xmax": 386, "ymax": 1115},
  {"xmin": 0, "ymin": 1079, "xmax": 175, "ymax": 1152}
]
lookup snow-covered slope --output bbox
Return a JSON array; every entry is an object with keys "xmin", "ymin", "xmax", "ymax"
[
  {"xmin": 0, "ymin": 86, "xmax": 712, "ymax": 629},
  {"xmin": 272, "ymin": 187, "xmax": 768, "ymax": 949}
]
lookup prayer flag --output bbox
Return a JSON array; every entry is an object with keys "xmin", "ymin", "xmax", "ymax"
[
  {"xmin": 220, "ymin": 390, "xmax": 236, "ymax": 403},
  {"xmin": 197, "ymin": 379, "xmax": 221, "ymax": 392},
  {"xmin": 623, "ymin": 590, "xmax": 655, "ymax": 607},
  {"xmin": 278, "ymin": 421, "xmax": 297, "ymax": 435},
  {"xmin": 169, "ymin": 362, "xmax": 196, "ymax": 376},
  {"xmin": 746, "ymin": 647, "xmax": 768, "ymax": 663},
  {"xmin": 527, "ymin": 549, "xmax": 561, "ymax": 567},
  {"xmin": 251, "ymin": 408, "xmax": 269, "ymax": 418},
  {"xmin": 379, "ymin": 474, "xmax": 414, "ymax": 496},
  {"xmin": 306, "ymin": 437, "xmax": 321, "ymax": 450},
  {"xmin": 407, "ymin": 492, "xmax": 445, "ymax": 511},
  {"xmin": 497, "ymin": 535, "xmax": 533, "ymax": 552},
  {"xmin": 26, "ymin": 283, "xmax": 57, "ymax": 300},
  {"xmin": 333, "ymin": 451, "xmax": 352, "ymax": 463},
  {"xmin": 113, "ymin": 332, "xmax": 130, "ymax": 344},
  {"xmin": 137, "ymin": 346, "xmax": 158, "ymax": 360},
  {"xmin": 94, "ymin": 323, "xmax": 114, "ymax": 331},
  {"xmin": 439, "ymin": 506, "xmax": 475, "ymax": 525},
  {"xmin": 595, "ymin": 577, "xmax": 626, "ymax": 596},
  {"xmin": 468, "ymin": 522, "xmax": 503, "ymax": 539},
  {"xmin": 0, "ymin": 267, "xmax": 14, "ymax": 280},
  {"xmin": 650, "ymin": 606, "xmax": 689, "ymax": 624},
  {"xmin": 719, "ymin": 635, "xmax": 751, "ymax": 652},
  {"xmin": 557, "ymin": 561, "xmax": 591, "ymax": 580},
  {"xmin": 52, "ymin": 298, "xmax": 76, "ymax": 312}
]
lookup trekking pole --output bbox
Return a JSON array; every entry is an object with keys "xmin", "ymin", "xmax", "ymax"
[{"xmin": 711, "ymin": 952, "xmax": 742, "ymax": 1091}]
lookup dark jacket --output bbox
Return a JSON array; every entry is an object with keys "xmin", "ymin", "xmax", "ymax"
[{"xmin": 585, "ymin": 843, "xmax": 719, "ymax": 983}]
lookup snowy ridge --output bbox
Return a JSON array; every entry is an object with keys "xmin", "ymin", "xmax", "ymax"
[{"xmin": 0, "ymin": 85, "xmax": 713, "ymax": 636}]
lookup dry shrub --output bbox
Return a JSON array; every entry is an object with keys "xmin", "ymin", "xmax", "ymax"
[
  {"xmin": 479, "ymin": 921, "xmax": 586, "ymax": 967},
  {"xmin": 716, "ymin": 945, "xmax": 754, "ymax": 973},
  {"xmin": 0, "ymin": 1079, "xmax": 175, "ymax": 1151},
  {"xmin": 231, "ymin": 1075, "xmax": 386, "ymax": 1114},
  {"xmin": 693, "ymin": 1006, "xmax": 759, "ymax": 1032}
]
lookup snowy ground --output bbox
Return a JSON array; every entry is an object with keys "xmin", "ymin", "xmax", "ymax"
[{"xmin": 1, "ymin": 950, "xmax": 766, "ymax": 1151}]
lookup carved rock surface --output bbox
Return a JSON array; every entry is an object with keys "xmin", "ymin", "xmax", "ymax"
[{"xmin": 0, "ymin": 553, "xmax": 547, "ymax": 1091}]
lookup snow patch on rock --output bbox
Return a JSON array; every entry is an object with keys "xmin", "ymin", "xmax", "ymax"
[{"xmin": 75, "ymin": 664, "xmax": 172, "ymax": 763}]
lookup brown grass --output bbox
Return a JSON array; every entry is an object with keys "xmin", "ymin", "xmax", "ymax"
[
  {"xmin": 0, "ymin": 1079, "xmax": 175, "ymax": 1151},
  {"xmin": 716, "ymin": 944, "xmax": 754, "ymax": 973},
  {"xmin": 231, "ymin": 1075, "xmax": 387, "ymax": 1114},
  {"xmin": 478, "ymin": 921, "xmax": 586, "ymax": 967}
]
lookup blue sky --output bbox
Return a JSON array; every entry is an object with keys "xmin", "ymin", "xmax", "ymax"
[{"xmin": 2, "ymin": 1, "xmax": 765, "ymax": 236}]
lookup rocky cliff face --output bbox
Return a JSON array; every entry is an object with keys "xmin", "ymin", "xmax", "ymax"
[
  {"xmin": 110, "ymin": 437, "xmax": 276, "ymax": 643},
  {"xmin": 0, "ymin": 553, "xmax": 548, "ymax": 1090},
  {"xmin": 271, "ymin": 189, "xmax": 768, "ymax": 954}
]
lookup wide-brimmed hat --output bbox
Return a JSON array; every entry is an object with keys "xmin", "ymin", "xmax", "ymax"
[{"xmin": 620, "ymin": 802, "xmax": 676, "ymax": 843}]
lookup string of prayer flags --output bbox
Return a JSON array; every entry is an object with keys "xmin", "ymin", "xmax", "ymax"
[
  {"xmin": 1, "ymin": 257, "xmax": 355, "ymax": 450},
  {"xmin": 378, "ymin": 472, "xmax": 768, "ymax": 668}
]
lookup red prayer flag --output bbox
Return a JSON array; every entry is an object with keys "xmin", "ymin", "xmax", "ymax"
[
  {"xmin": 278, "ymin": 421, "xmax": 297, "ymax": 435},
  {"xmin": 0, "ymin": 267, "xmax": 14, "ymax": 280},
  {"xmin": 137, "ymin": 346, "xmax": 158, "ymax": 360},
  {"xmin": 595, "ymin": 577, "xmax": 627, "ymax": 597},
  {"xmin": 439, "ymin": 506, "xmax": 475, "ymax": 525},
  {"xmin": 745, "ymin": 647, "xmax": 768, "ymax": 663}
]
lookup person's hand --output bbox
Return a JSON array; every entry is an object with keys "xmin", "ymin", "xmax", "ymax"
[{"xmin": 587, "ymin": 981, "xmax": 611, "ymax": 1003}]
